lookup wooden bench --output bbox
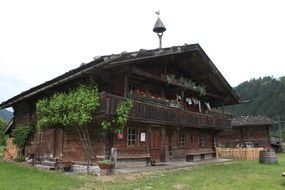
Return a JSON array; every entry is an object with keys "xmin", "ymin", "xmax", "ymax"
[
  {"xmin": 186, "ymin": 151, "xmax": 215, "ymax": 162},
  {"xmin": 116, "ymin": 154, "xmax": 151, "ymax": 166},
  {"xmin": 117, "ymin": 154, "xmax": 150, "ymax": 161}
]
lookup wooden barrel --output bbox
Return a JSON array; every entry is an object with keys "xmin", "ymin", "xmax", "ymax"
[{"xmin": 259, "ymin": 151, "xmax": 277, "ymax": 164}]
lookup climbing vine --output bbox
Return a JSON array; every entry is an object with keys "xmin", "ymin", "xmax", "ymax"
[
  {"xmin": 0, "ymin": 118, "xmax": 7, "ymax": 146},
  {"xmin": 101, "ymin": 99, "xmax": 133, "ymax": 133},
  {"xmin": 36, "ymin": 84, "xmax": 100, "ymax": 130},
  {"xmin": 11, "ymin": 127, "xmax": 33, "ymax": 149}
]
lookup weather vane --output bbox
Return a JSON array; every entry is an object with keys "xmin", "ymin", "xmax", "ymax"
[{"xmin": 153, "ymin": 11, "xmax": 166, "ymax": 49}]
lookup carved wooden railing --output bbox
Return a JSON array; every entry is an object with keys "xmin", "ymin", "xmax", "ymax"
[{"xmin": 98, "ymin": 92, "xmax": 232, "ymax": 130}]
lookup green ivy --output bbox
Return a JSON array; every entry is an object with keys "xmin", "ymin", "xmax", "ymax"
[
  {"xmin": 101, "ymin": 120, "xmax": 112, "ymax": 131},
  {"xmin": 0, "ymin": 118, "xmax": 7, "ymax": 146},
  {"xmin": 11, "ymin": 127, "xmax": 33, "ymax": 149},
  {"xmin": 36, "ymin": 84, "xmax": 100, "ymax": 130},
  {"xmin": 101, "ymin": 99, "xmax": 133, "ymax": 134},
  {"xmin": 15, "ymin": 154, "xmax": 26, "ymax": 162},
  {"xmin": 115, "ymin": 99, "xmax": 133, "ymax": 130}
]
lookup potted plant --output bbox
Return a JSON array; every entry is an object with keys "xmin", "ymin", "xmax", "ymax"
[{"xmin": 98, "ymin": 159, "xmax": 113, "ymax": 169}]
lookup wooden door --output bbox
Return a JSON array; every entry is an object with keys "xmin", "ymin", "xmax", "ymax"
[
  {"xmin": 150, "ymin": 127, "xmax": 162, "ymax": 162},
  {"xmin": 53, "ymin": 129, "xmax": 62, "ymax": 159}
]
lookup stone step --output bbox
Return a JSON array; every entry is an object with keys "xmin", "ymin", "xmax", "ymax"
[
  {"xmin": 40, "ymin": 160, "xmax": 57, "ymax": 167},
  {"xmin": 34, "ymin": 164, "xmax": 56, "ymax": 170}
]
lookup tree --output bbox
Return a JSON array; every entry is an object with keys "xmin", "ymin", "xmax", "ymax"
[
  {"xmin": 36, "ymin": 84, "xmax": 100, "ymax": 130},
  {"xmin": 0, "ymin": 117, "xmax": 7, "ymax": 146},
  {"xmin": 225, "ymin": 76, "xmax": 285, "ymax": 118}
]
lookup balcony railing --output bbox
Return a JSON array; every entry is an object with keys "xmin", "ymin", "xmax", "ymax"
[{"xmin": 98, "ymin": 92, "xmax": 232, "ymax": 130}]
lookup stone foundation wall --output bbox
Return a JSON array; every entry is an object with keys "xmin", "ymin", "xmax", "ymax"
[{"xmin": 71, "ymin": 164, "xmax": 101, "ymax": 175}]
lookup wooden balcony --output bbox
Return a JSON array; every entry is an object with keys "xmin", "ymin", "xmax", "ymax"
[{"xmin": 98, "ymin": 93, "xmax": 232, "ymax": 130}]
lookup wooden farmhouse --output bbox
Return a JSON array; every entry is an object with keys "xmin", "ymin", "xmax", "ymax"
[
  {"xmin": 216, "ymin": 116, "xmax": 274, "ymax": 148},
  {"xmin": 0, "ymin": 44, "xmax": 241, "ymax": 168}
]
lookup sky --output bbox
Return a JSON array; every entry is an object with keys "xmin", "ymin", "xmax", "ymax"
[{"xmin": 0, "ymin": 0, "xmax": 284, "ymax": 105}]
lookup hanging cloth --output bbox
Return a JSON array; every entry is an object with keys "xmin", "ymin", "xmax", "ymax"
[
  {"xmin": 192, "ymin": 97, "xmax": 199, "ymax": 105},
  {"xmin": 176, "ymin": 94, "xmax": 182, "ymax": 101},
  {"xmin": 186, "ymin": 98, "xmax": 192, "ymax": 105},
  {"xmin": 205, "ymin": 102, "xmax": 211, "ymax": 111}
]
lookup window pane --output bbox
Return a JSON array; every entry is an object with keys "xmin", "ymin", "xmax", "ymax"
[
  {"xmin": 179, "ymin": 131, "xmax": 185, "ymax": 147},
  {"xmin": 127, "ymin": 128, "xmax": 136, "ymax": 146}
]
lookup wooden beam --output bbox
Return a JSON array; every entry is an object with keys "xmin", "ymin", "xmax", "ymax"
[
  {"xmin": 124, "ymin": 75, "xmax": 128, "ymax": 97},
  {"xmin": 131, "ymin": 67, "xmax": 224, "ymax": 99},
  {"xmin": 111, "ymin": 66, "xmax": 131, "ymax": 77}
]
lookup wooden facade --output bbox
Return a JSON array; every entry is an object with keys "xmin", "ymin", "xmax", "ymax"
[
  {"xmin": 0, "ymin": 44, "xmax": 240, "ymax": 168},
  {"xmin": 216, "ymin": 116, "xmax": 273, "ymax": 148}
]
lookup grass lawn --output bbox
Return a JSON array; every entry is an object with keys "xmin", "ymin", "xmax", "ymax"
[
  {"xmin": 84, "ymin": 153, "xmax": 285, "ymax": 190},
  {"xmin": 0, "ymin": 153, "xmax": 285, "ymax": 190},
  {"xmin": 0, "ymin": 146, "xmax": 4, "ymax": 159},
  {"xmin": 0, "ymin": 161, "xmax": 83, "ymax": 190}
]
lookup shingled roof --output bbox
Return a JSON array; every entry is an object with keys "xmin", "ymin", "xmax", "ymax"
[
  {"xmin": 232, "ymin": 116, "xmax": 274, "ymax": 127},
  {"xmin": 0, "ymin": 44, "xmax": 241, "ymax": 109}
]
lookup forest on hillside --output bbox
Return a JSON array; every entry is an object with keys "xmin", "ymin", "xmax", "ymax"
[
  {"xmin": 225, "ymin": 76, "xmax": 285, "ymax": 139},
  {"xmin": 226, "ymin": 76, "xmax": 285, "ymax": 118}
]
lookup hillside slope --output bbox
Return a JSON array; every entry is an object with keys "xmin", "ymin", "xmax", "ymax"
[
  {"xmin": 0, "ymin": 109, "xmax": 13, "ymax": 122},
  {"xmin": 225, "ymin": 76, "xmax": 285, "ymax": 119}
]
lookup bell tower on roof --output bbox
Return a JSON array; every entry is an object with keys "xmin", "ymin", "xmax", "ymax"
[{"xmin": 153, "ymin": 11, "xmax": 166, "ymax": 49}]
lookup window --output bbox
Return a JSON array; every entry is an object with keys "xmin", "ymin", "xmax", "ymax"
[
  {"xmin": 179, "ymin": 131, "xmax": 186, "ymax": 147},
  {"xmin": 128, "ymin": 83, "xmax": 137, "ymax": 94},
  {"xmin": 38, "ymin": 132, "xmax": 43, "ymax": 142},
  {"xmin": 127, "ymin": 128, "xmax": 136, "ymax": 146}
]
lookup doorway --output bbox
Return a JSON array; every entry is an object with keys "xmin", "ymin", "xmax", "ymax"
[
  {"xmin": 150, "ymin": 127, "xmax": 163, "ymax": 163},
  {"xmin": 53, "ymin": 129, "xmax": 62, "ymax": 159}
]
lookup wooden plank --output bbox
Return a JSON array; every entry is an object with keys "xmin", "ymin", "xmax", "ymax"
[
  {"xmin": 216, "ymin": 147, "xmax": 264, "ymax": 160},
  {"xmin": 124, "ymin": 75, "xmax": 128, "ymax": 97}
]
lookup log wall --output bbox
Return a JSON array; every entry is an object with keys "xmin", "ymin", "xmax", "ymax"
[
  {"xmin": 26, "ymin": 128, "xmax": 60, "ymax": 159},
  {"xmin": 112, "ymin": 122, "xmax": 148, "ymax": 155},
  {"xmin": 216, "ymin": 125, "xmax": 271, "ymax": 148},
  {"xmin": 14, "ymin": 102, "xmax": 31, "ymax": 128},
  {"xmin": 62, "ymin": 126, "xmax": 107, "ymax": 162},
  {"xmin": 167, "ymin": 128, "xmax": 215, "ymax": 161}
]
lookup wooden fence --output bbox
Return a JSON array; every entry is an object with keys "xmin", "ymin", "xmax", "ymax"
[{"xmin": 216, "ymin": 147, "xmax": 264, "ymax": 160}]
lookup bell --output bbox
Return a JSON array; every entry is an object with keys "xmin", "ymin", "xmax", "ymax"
[{"xmin": 153, "ymin": 17, "xmax": 166, "ymax": 33}]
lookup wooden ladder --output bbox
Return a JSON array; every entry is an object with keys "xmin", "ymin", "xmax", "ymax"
[{"xmin": 77, "ymin": 126, "xmax": 96, "ymax": 163}]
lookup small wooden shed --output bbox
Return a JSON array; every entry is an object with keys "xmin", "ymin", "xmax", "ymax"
[{"xmin": 216, "ymin": 116, "xmax": 274, "ymax": 148}]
